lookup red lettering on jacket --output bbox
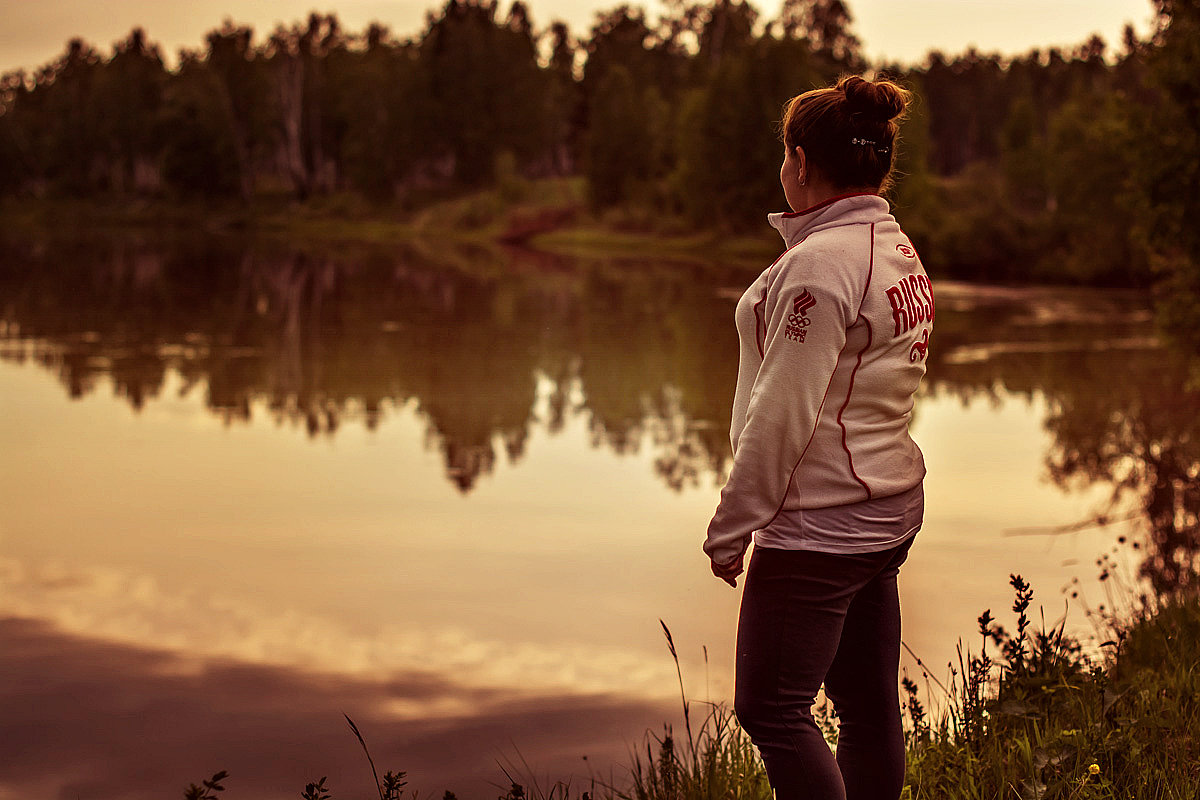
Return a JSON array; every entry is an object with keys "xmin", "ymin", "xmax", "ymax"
[
  {"xmin": 885, "ymin": 273, "xmax": 935, "ymax": 337},
  {"xmin": 903, "ymin": 278, "xmax": 919, "ymax": 326},
  {"xmin": 886, "ymin": 286, "xmax": 908, "ymax": 336},
  {"xmin": 911, "ymin": 276, "xmax": 928, "ymax": 323},
  {"xmin": 910, "ymin": 329, "xmax": 930, "ymax": 362},
  {"xmin": 916, "ymin": 275, "xmax": 935, "ymax": 323}
]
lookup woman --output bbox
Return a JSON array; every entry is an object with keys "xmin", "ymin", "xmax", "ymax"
[{"xmin": 703, "ymin": 75, "xmax": 932, "ymax": 800}]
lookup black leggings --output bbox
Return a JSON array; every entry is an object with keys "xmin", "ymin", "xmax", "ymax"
[{"xmin": 733, "ymin": 538, "xmax": 914, "ymax": 800}]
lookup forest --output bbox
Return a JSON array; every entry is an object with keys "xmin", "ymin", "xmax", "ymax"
[{"xmin": 0, "ymin": 0, "xmax": 1198, "ymax": 336}]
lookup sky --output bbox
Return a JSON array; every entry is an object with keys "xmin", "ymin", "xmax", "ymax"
[{"xmin": 0, "ymin": 0, "xmax": 1159, "ymax": 75}]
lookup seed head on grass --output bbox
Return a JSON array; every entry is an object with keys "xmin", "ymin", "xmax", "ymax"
[
  {"xmin": 346, "ymin": 713, "xmax": 409, "ymax": 800},
  {"xmin": 659, "ymin": 619, "xmax": 694, "ymax": 762}
]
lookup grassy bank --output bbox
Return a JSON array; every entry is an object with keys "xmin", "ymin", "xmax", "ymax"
[
  {"xmin": 179, "ymin": 578, "xmax": 1199, "ymax": 800},
  {"xmin": 1, "ymin": 179, "xmax": 781, "ymax": 268},
  {"xmin": 612, "ymin": 582, "xmax": 1200, "ymax": 800},
  {"xmin": 900, "ymin": 579, "xmax": 1200, "ymax": 799}
]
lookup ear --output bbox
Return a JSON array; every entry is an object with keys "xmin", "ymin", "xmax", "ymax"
[{"xmin": 794, "ymin": 146, "xmax": 808, "ymax": 185}]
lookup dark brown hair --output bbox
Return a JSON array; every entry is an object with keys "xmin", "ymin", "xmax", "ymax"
[{"xmin": 780, "ymin": 75, "xmax": 911, "ymax": 193}]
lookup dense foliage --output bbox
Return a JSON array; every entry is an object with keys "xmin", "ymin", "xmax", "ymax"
[{"xmin": 1, "ymin": 0, "xmax": 1199, "ymax": 313}]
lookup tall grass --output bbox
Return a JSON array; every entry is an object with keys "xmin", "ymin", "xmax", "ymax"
[{"xmin": 615, "ymin": 622, "xmax": 771, "ymax": 800}]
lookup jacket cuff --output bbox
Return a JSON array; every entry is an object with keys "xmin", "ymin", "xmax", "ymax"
[{"xmin": 702, "ymin": 532, "xmax": 749, "ymax": 566}]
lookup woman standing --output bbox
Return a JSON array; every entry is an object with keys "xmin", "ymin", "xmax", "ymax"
[{"xmin": 703, "ymin": 75, "xmax": 932, "ymax": 800}]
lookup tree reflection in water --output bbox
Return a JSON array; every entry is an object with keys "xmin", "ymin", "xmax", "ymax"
[
  {"xmin": 925, "ymin": 284, "xmax": 1199, "ymax": 592},
  {"xmin": 1, "ymin": 235, "xmax": 1196, "ymax": 588},
  {"xmin": 1040, "ymin": 348, "xmax": 1200, "ymax": 594},
  {"xmin": 0, "ymin": 231, "xmax": 738, "ymax": 495}
]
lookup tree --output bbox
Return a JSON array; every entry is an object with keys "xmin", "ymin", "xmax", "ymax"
[
  {"xmin": 1137, "ymin": 0, "xmax": 1200, "ymax": 350},
  {"xmin": 265, "ymin": 13, "xmax": 348, "ymax": 199},
  {"xmin": 91, "ymin": 28, "xmax": 167, "ymax": 193},
  {"xmin": 672, "ymin": 34, "xmax": 818, "ymax": 227},
  {"xmin": 204, "ymin": 21, "xmax": 268, "ymax": 199},
  {"xmin": 1043, "ymin": 92, "xmax": 1147, "ymax": 284},
  {"xmin": 0, "ymin": 71, "xmax": 35, "ymax": 194},
  {"xmin": 159, "ymin": 51, "xmax": 242, "ymax": 197},
  {"xmin": 36, "ymin": 38, "xmax": 105, "ymax": 193},
  {"xmin": 582, "ymin": 5, "xmax": 658, "ymax": 96},
  {"xmin": 584, "ymin": 64, "xmax": 652, "ymax": 207},
  {"xmin": 539, "ymin": 21, "xmax": 581, "ymax": 174},
  {"xmin": 777, "ymin": 0, "xmax": 863, "ymax": 74},
  {"xmin": 329, "ymin": 25, "xmax": 424, "ymax": 199},
  {"xmin": 697, "ymin": 0, "xmax": 758, "ymax": 67},
  {"xmin": 418, "ymin": 0, "xmax": 550, "ymax": 185}
]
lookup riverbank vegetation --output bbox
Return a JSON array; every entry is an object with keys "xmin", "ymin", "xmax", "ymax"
[
  {"xmin": 598, "ymin": 579, "xmax": 1200, "ymax": 800},
  {"xmin": 3, "ymin": 1, "xmax": 1199, "ymax": 335},
  {"xmin": 179, "ymin": 574, "xmax": 1200, "ymax": 799}
]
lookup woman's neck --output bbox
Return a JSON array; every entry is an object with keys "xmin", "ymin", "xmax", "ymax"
[{"xmin": 789, "ymin": 182, "xmax": 878, "ymax": 214}]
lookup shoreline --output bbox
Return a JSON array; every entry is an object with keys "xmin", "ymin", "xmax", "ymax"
[
  {"xmin": 0, "ymin": 189, "xmax": 782, "ymax": 269},
  {"xmin": 1, "ymin": 190, "xmax": 1168, "ymax": 290}
]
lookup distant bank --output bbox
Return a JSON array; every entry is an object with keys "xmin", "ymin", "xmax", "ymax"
[{"xmin": 1, "ymin": 178, "xmax": 782, "ymax": 269}]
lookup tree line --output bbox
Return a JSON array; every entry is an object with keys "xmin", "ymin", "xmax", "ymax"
[{"xmin": 0, "ymin": 1, "xmax": 1197, "ymax": 298}]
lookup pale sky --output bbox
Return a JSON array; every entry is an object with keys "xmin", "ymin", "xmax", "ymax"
[{"xmin": 0, "ymin": 0, "xmax": 1157, "ymax": 75}]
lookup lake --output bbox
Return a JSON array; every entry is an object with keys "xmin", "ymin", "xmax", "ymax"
[{"xmin": 1, "ymin": 231, "xmax": 1194, "ymax": 800}]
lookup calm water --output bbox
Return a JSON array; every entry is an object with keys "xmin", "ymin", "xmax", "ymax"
[{"xmin": 1, "ymin": 232, "xmax": 1195, "ymax": 800}]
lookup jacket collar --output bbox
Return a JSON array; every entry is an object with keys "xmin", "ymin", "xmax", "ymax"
[{"xmin": 767, "ymin": 192, "xmax": 891, "ymax": 248}]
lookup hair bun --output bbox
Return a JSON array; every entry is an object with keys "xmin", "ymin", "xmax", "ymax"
[{"xmin": 839, "ymin": 75, "xmax": 908, "ymax": 122}]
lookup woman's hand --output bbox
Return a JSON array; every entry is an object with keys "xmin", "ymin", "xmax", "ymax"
[{"xmin": 710, "ymin": 555, "xmax": 744, "ymax": 588}]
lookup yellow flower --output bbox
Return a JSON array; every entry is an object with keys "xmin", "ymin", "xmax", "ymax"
[{"xmin": 1088, "ymin": 763, "xmax": 1101, "ymax": 775}]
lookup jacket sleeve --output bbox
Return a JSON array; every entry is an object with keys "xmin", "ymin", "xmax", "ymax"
[{"xmin": 702, "ymin": 255, "xmax": 855, "ymax": 565}]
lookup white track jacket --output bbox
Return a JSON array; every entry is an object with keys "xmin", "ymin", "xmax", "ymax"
[{"xmin": 703, "ymin": 193, "xmax": 934, "ymax": 566}]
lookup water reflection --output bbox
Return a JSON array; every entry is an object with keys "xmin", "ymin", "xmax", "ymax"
[
  {"xmin": 1040, "ymin": 346, "xmax": 1200, "ymax": 593},
  {"xmin": 0, "ymin": 233, "xmax": 737, "ymax": 494},
  {"xmin": 921, "ymin": 284, "xmax": 1199, "ymax": 592},
  {"xmin": 0, "ymin": 617, "xmax": 670, "ymax": 800},
  {"xmin": 3, "ymin": 234, "xmax": 1198, "ymax": 590}
]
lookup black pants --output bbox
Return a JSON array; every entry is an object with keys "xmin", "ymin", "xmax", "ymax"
[{"xmin": 733, "ymin": 538, "xmax": 914, "ymax": 800}]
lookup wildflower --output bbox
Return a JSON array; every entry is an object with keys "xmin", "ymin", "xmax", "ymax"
[{"xmin": 1088, "ymin": 763, "xmax": 1100, "ymax": 775}]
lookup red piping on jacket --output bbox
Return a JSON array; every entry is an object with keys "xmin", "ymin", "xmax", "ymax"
[{"xmin": 836, "ymin": 222, "xmax": 875, "ymax": 500}]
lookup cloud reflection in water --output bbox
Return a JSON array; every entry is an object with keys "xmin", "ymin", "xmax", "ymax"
[{"xmin": 0, "ymin": 616, "xmax": 674, "ymax": 800}]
